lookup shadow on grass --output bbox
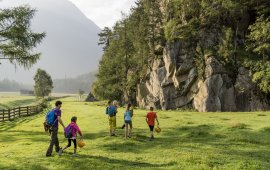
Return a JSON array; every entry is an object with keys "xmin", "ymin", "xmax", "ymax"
[
  {"xmin": 163, "ymin": 124, "xmax": 270, "ymax": 165},
  {"xmin": 10, "ymin": 153, "xmax": 176, "ymax": 170},
  {"xmin": 77, "ymin": 154, "xmax": 176, "ymax": 168},
  {"xmin": 0, "ymin": 164, "xmax": 9, "ymax": 170},
  {"xmin": 0, "ymin": 129, "xmax": 49, "ymax": 143},
  {"xmin": 0, "ymin": 109, "xmax": 48, "ymax": 131}
]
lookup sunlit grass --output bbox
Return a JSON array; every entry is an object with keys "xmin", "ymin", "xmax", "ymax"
[
  {"xmin": 0, "ymin": 92, "xmax": 37, "ymax": 109},
  {"xmin": 0, "ymin": 97, "xmax": 270, "ymax": 169}
]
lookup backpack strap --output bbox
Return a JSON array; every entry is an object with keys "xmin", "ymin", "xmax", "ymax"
[
  {"xmin": 106, "ymin": 106, "xmax": 109, "ymax": 114},
  {"xmin": 51, "ymin": 109, "xmax": 58, "ymax": 127}
]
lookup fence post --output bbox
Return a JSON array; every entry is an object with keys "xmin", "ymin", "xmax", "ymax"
[
  {"xmin": 13, "ymin": 108, "xmax": 15, "ymax": 119},
  {"xmin": 19, "ymin": 107, "xmax": 21, "ymax": 117},
  {"xmin": 3, "ymin": 104, "xmax": 43, "ymax": 121},
  {"xmin": 8, "ymin": 109, "xmax": 11, "ymax": 121}
]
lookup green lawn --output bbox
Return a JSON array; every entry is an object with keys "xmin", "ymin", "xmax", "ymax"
[
  {"xmin": 0, "ymin": 92, "xmax": 37, "ymax": 109},
  {"xmin": 0, "ymin": 97, "xmax": 270, "ymax": 169}
]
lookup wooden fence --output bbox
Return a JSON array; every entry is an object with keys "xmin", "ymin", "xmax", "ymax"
[{"xmin": 0, "ymin": 104, "xmax": 44, "ymax": 122}]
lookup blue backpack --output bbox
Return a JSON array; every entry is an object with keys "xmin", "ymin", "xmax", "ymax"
[
  {"xmin": 46, "ymin": 109, "xmax": 56, "ymax": 126},
  {"xmin": 106, "ymin": 106, "xmax": 116, "ymax": 117}
]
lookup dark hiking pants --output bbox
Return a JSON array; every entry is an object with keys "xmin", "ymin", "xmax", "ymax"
[{"xmin": 46, "ymin": 127, "xmax": 60, "ymax": 156}]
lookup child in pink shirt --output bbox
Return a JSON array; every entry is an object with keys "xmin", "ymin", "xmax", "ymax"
[{"xmin": 60, "ymin": 116, "xmax": 82, "ymax": 157}]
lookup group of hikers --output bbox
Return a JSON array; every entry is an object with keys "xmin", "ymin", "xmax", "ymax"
[
  {"xmin": 105, "ymin": 100, "xmax": 160, "ymax": 140},
  {"xmin": 44, "ymin": 101, "xmax": 83, "ymax": 157},
  {"xmin": 44, "ymin": 100, "xmax": 160, "ymax": 157}
]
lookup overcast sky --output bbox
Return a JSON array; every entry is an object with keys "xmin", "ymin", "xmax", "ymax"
[
  {"xmin": 0, "ymin": 0, "xmax": 137, "ymax": 83},
  {"xmin": 0, "ymin": 0, "xmax": 137, "ymax": 28},
  {"xmin": 68, "ymin": 0, "xmax": 136, "ymax": 28}
]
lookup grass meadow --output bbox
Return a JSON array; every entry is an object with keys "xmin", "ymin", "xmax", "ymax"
[
  {"xmin": 0, "ymin": 92, "xmax": 37, "ymax": 109},
  {"xmin": 0, "ymin": 96, "xmax": 270, "ymax": 169}
]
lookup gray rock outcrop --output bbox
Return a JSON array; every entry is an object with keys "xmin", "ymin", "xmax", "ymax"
[{"xmin": 137, "ymin": 41, "xmax": 270, "ymax": 112}]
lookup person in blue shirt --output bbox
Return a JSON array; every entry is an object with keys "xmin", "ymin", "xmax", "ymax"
[
  {"xmin": 106, "ymin": 100, "xmax": 118, "ymax": 136},
  {"xmin": 124, "ymin": 103, "xmax": 133, "ymax": 139}
]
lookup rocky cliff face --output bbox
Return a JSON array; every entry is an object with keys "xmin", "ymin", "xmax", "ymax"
[
  {"xmin": 137, "ymin": 40, "xmax": 270, "ymax": 112},
  {"xmin": 135, "ymin": 0, "xmax": 270, "ymax": 112}
]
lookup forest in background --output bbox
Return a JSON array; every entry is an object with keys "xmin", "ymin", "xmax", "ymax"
[
  {"xmin": 0, "ymin": 71, "xmax": 96, "ymax": 93},
  {"xmin": 93, "ymin": 0, "xmax": 270, "ymax": 104}
]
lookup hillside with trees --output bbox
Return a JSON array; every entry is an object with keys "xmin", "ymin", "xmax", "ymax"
[
  {"xmin": 53, "ymin": 71, "xmax": 96, "ymax": 94},
  {"xmin": 93, "ymin": 0, "xmax": 270, "ymax": 111},
  {"xmin": 0, "ymin": 79, "xmax": 31, "ymax": 92}
]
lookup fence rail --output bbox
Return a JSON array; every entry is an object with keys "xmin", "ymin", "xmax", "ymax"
[{"xmin": 0, "ymin": 104, "xmax": 43, "ymax": 122}]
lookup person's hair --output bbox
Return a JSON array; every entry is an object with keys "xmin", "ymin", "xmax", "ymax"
[
  {"xmin": 113, "ymin": 100, "xmax": 118, "ymax": 105},
  {"xmin": 108, "ymin": 100, "xmax": 111, "ymax": 105},
  {"xmin": 55, "ymin": 101, "xmax": 62, "ymax": 107},
  {"xmin": 150, "ymin": 106, "xmax": 154, "ymax": 111},
  {"xmin": 71, "ymin": 116, "xmax": 77, "ymax": 122},
  {"xmin": 126, "ymin": 103, "xmax": 131, "ymax": 110}
]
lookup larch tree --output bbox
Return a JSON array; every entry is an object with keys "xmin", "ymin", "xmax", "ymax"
[{"xmin": 0, "ymin": 5, "xmax": 45, "ymax": 68}]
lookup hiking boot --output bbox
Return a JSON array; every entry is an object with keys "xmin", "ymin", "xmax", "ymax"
[
  {"xmin": 58, "ymin": 148, "xmax": 63, "ymax": 156},
  {"xmin": 73, "ymin": 153, "xmax": 77, "ymax": 157}
]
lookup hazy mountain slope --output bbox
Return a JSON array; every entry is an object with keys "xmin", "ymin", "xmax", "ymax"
[
  {"xmin": 53, "ymin": 71, "xmax": 97, "ymax": 94},
  {"xmin": 0, "ymin": 70, "xmax": 96, "ymax": 93},
  {"xmin": 0, "ymin": 79, "xmax": 32, "ymax": 92},
  {"xmin": 0, "ymin": 0, "xmax": 102, "ymax": 83}
]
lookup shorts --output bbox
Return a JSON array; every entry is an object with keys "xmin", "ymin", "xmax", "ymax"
[
  {"xmin": 149, "ymin": 125, "xmax": 154, "ymax": 132},
  {"xmin": 125, "ymin": 120, "xmax": 131, "ymax": 124},
  {"xmin": 125, "ymin": 120, "xmax": 132, "ymax": 128}
]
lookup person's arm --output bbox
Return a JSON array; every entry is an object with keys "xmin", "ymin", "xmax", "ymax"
[
  {"xmin": 58, "ymin": 116, "xmax": 65, "ymax": 129},
  {"xmin": 131, "ymin": 109, "xmax": 133, "ymax": 117},
  {"xmin": 78, "ymin": 130, "xmax": 83, "ymax": 139},
  {"xmin": 155, "ymin": 113, "xmax": 159, "ymax": 125},
  {"xmin": 76, "ymin": 125, "xmax": 83, "ymax": 139}
]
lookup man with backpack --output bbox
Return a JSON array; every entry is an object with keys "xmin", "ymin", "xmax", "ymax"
[
  {"xmin": 46, "ymin": 100, "xmax": 65, "ymax": 157},
  {"xmin": 106, "ymin": 100, "xmax": 118, "ymax": 136}
]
